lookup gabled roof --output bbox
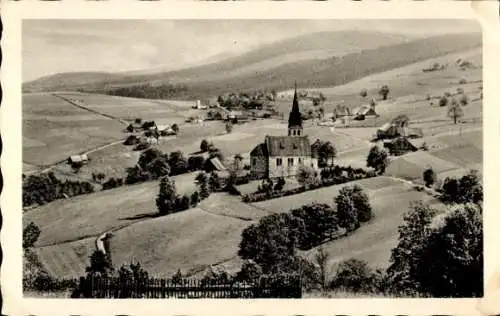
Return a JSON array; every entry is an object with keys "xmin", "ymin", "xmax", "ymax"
[
  {"xmin": 250, "ymin": 142, "xmax": 268, "ymax": 157},
  {"xmin": 265, "ymin": 135, "xmax": 311, "ymax": 157}
]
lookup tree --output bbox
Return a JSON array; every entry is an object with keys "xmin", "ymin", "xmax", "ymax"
[
  {"xmin": 168, "ymin": 151, "xmax": 188, "ymax": 175},
  {"xmin": 423, "ymin": 167, "xmax": 437, "ymax": 188},
  {"xmin": 366, "ymin": 145, "xmax": 389, "ymax": 174},
  {"xmin": 238, "ymin": 213, "xmax": 305, "ymax": 273},
  {"xmin": 195, "ymin": 172, "xmax": 210, "ymax": 199},
  {"xmin": 335, "ymin": 187, "xmax": 360, "ymax": 232},
  {"xmin": 291, "ymin": 203, "xmax": 338, "ymax": 249},
  {"xmin": 125, "ymin": 166, "xmax": 152, "ymax": 184},
  {"xmin": 319, "ymin": 92, "xmax": 326, "ymax": 103},
  {"xmin": 190, "ymin": 191, "xmax": 200, "ymax": 207},
  {"xmin": 379, "ymin": 85, "xmax": 390, "ymax": 100},
  {"xmin": 172, "ymin": 269, "xmax": 183, "ymax": 285},
  {"xmin": 187, "ymin": 155, "xmax": 205, "ymax": 171},
  {"xmin": 314, "ymin": 246, "xmax": 330, "ymax": 291},
  {"xmin": 447, "ymin": 99, "xmax": 464, "ymax": 124},
  {"xmin": 171, "ymin": 123, "xmax": 179, "ymax": 134},
  {"xmin": 85, "ymin": 250, "xmax": 113, "ymax": 277},
  {"xmin": 200, "ymin": 139, "xmax": 210, "ymax": 152},
  {"xmin": 414, "ymin": 203, "xmax": 482, "ymax": 297},
  {"xmin": 209, "ymin": 171, "xmax": 222, "ymax": 192},
  {"xmin": 386, "ymin": 201, "xmax": 438, "ymax": 295},
  {"xmin": 330, "ymin": 259, "xmax": 377, "ymax": 293},
  {"xmin": 458, "ymin": 169, "xmax": 482, "ymax": 204},
  {"xmin": 23, "ymin": 222, "xmax": 41, "ymax": 248},
  {"xmin": 459, "ymin": 93, "xmax": 469, "ymax": 106},
  {"xmin": 438, "ymin": 96, "xmax": 448, "ymax": 107},
  {"xmin": 236, "ymin": 260, "xmax": 263, "ymax": 284},
  {"xmin": 156, "ymin": 176, "xmax": 178, "ymax": 215},
  {"xmin": 350, "ymin": 185, "xmax": 373, "ymax": 223},
  {"xmin": 138, "ymin": 148, "xmax": 164, "ymax": 170},
  {"xmin": 296, "ymin": 165, "xmax": 318, "ymax": 189},
  {"xmin": 360, "ymin": 88, "xmax": 368, "ymax": 99},
  {"xmin": 148, "ymin": 156, "xmax": 170, "ymax": 179},
  {"xmin": 225, "ymin": 121, "xmax": 233, "ymax": 134},
  {"xmin": 317, "ymin": 141, "xmax": 337, "ymax": 167},
  {"xmin": 217, "ymin": 95, "xmax": 224, "ymax": 106}
]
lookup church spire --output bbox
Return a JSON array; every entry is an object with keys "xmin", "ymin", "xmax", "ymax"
[{"xmin": 288, "ymin": 82, "xmax": 303, "ymax": 136}]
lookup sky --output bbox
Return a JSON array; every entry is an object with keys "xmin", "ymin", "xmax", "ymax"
[{"xmin": 22, "ymin": 19, "xmax": 480, "ymax": 82}]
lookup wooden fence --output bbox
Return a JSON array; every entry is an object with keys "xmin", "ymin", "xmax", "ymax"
[{"xmin": 76, "ymin": 276, "xmax": 302, "ymax": 298}]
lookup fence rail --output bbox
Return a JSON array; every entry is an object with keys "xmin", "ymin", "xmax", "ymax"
[{"xmin": 76, "ymin": 276, "xmax": 302, "ymax": 298}]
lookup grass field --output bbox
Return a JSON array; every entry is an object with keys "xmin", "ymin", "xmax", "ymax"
[
  {"xmin": 34, "ymin": 237, "xmax": 96, "ymax": 279},
  {"xmin": 24, "ymin": 172, "xmax": 198, "ymax": 247},
  {"xmin": 109, "ymin": 208, "xmax": 251, "ymax": 277},
  {"xmin": 252, "ymin": 176, "xmax": 404, "ymax": 213},
  {"xmin": 57, "ymin": 92, "xmax": 195, "ymax": 124},
  {"xmin": 301, "ymin": 185, "xmax": 442, "ymax": 270},
  {"xmin": 23, "ymin": 93, "xmax": 125, "ymax": 166}
]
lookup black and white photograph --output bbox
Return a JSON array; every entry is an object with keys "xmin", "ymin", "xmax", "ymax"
[{"xmin": 17, "ymin": 17, "xmax": 486, "ymax": 301}]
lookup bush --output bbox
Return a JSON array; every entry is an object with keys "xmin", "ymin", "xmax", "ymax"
[
  {"xmin": 243, "ymin": 166, "xmax": 374, "ymax": 203},
  {"xmin": 102, "ymin": 177, "xmax": 124, "ymax": 190},
  {"xmin": 296, "ymin": 165, "xmax": 319, "ymax": 189},
  {"xmin": 459, "ymin": 78, "xmax": 468, "ymax": 84}
]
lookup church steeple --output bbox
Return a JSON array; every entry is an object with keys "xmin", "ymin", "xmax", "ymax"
[{"xmin": 288, "ymin": 82, "xmax": 303, "ymax": 136}]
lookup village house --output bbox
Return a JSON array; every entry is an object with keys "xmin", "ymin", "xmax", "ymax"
[
  {"xmin": 250, "ymin": 86, "xmax": 318, "ymax": 179},
  {"xmin": 383, "ymin": 137, "xmax": 419, "ymax": 156}
]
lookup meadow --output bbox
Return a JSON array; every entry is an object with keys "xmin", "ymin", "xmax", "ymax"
[{"xmin": 23, "ymin": 93, "xmax": 125, "ymax": 166}]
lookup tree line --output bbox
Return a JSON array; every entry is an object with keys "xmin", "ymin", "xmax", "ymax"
[{"xmin": 22, "ymin": 172, "xmax": 95, "ymax": 208}]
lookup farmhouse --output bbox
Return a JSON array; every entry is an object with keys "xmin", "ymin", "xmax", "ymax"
[
  {"xmin": 68, "ymin": 154, "xmax": 89, "ymax": 165},
  {"xmin": 250, "ymin": 86, "xmax": 318, "ymax": 179},
  {"xmin": 383, "ymin": 137, "xmax": 418, "ymax": 156},
  {"xmin": 352, "ymin": 105, "xmax": 377, "ymax": 118}
]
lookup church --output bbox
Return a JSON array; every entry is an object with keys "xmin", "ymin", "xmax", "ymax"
[{"xmin": 250, "ymin": 86, "xmax": 318, "ymax": 179}]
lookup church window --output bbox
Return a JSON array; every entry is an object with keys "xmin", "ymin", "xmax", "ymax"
[
  {"xmin": 276, "ymin": 158, "xmax": 282, "ymax": 166},
  {"xmin": 252, "ymin": 158, "xmax": 257, "ymax": 166},
  {"xmin": 297, "ymin": 130, "xmax": 301, "ymax": 136},
  {"xmin": 299, "ymin": 158, "xmax": 303, "ymax": 164},
  {"xmin": 288, "ymin": 158, "xmax": 294, "ymax": 166}
]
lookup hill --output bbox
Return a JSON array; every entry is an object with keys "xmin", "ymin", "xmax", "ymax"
[{"xmin": 23, "ymin": 32, "xmax": 481, "ymax": 97}]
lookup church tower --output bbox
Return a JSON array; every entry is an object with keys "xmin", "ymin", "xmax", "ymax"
[{"xmin": 288, "ymin": 83, "xmax": 303, "ymax": 136}]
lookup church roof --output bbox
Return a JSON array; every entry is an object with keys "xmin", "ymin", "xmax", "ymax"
[
  {"xmin": 288, "ymin": 85, "xmax": 302, "ymax": 128},
  {"xmin": 265, "ymin": 135, "xmax": 311, "ymax": 157}
]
